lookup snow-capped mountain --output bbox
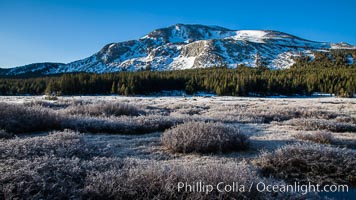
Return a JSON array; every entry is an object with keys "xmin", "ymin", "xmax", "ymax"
[{"xmin": 1, "ymin": 24, "xmax": 355, "ymax": 76}]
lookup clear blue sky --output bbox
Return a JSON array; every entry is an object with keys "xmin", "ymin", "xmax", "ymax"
[{"xmin": 1, "ymin": 0, "xmax": 355, "ymax": 68}]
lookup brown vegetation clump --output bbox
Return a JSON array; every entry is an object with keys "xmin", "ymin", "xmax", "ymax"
[{"xmin": 161, "ymin": 121, "xmax": 249, "ymax": 153}]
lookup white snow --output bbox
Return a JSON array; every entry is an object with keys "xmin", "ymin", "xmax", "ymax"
[
  {"xmin": 331, "ymin": 43, "xmax": 356, "ymax": 49},
  {"xmin": 230, "ymin": 30, "xmax": 268, "ymax": 43},
  {"xmin": 271, "ymin": 52, "xmax": 296, "ymax": 69},
  {"xmin": 308, "ymin": 54, "xmax": 315, "ymax": 61},
  {"xmin": 170, "ymin": 25, "xmax": 189, "ymax": 43},
  {"xmin": 216, "ymin": 41, "xmax": 234, "ymax": 63},
  {"xmin": 304, "ymin": 50, "xmax": 315, "ymax": 61},
  {"xmin": 109, "ymin": 43, "xmax": 116, "ymax": 49},
  {"xmin": 170, "ymin": 56, "xmax": 195, "ymax": 70}
]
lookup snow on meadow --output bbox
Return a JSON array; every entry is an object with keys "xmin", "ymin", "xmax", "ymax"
[{"xmin": 0, "ymin": 95, "xmax": 355, "ymax": 199}]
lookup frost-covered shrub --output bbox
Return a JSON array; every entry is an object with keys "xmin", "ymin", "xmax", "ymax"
[
  {"xmin": 335, "ymin": 116, "xmax": 356, "ymax": 124},
  {"xmin": 297, "ymin": 109, "xmax": 339, "ymax": 120},
  {"xmin": 0, "ymin": 130, "xmax": 121, "ymax": 200},
  {"xmin": 206, "ymin": 106, "xmax": 340, "ymax": 124},
  {"xmin": 286, "ymin": 118, "xmax": 356, "ymax": 132},
  {"xmin": 0, "ymin": 157, "xmax": 86, "ymax": 199},
  {"xmin": 246, "ymin": 108, "xmax": 339, "ymax": 123},
  {"xmin": 84, "ymin": 159, "xmax": 299, "ymax": 200},
  {"xmin": 0, "ymin": 103, "xmax": 62, "ymax": 133},
  {"xmin": 0, "ymin": 130, "xmax": 107, "ymax": 159},
  {"xmin": 0, "ymin": 156, "xmax": 122, "ymax": 200},
  {"xmin": 62, "ymin": 114, "xmax": 185, "ymax": 134},
  {"xmin": 293, "ymin": 131, "xmax": 335, "ymax": 144},
  {"xmin": 66, "ymin": 102, "xmax": 145, "ymax": 117},
  {"xmin": 161, "ymin": 121, "xmax": 249, "ymax": 153},
  {"xmin": 0, "ymin": 130, "xmax": 13, "ymax": 139},
  {"xmin": 0, "ymin": 102, "xmax": 182, "ymax": 134},
  {"xmin": 24, "ymin": 100, "xmax": 68, "ymax": 109},
  {"xmin": 254, "ymin": 143, "xmax": 356, "ymax": 185}
]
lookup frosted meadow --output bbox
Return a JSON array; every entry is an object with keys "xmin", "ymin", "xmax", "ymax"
[{"xmin": 0, "ymin": 95, "xmax": 355, "ymax": 199}]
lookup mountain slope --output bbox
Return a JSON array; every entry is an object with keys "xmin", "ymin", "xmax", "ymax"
[
  {"xmin": 0, "ymin": 63, "xmax": 64, "ymax": 77},
  {"xmin": 1, "ymin": 24, "xmax": 355, "ymax": 76}
]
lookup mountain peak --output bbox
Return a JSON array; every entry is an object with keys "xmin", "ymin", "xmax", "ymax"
[
  {"xmin": 142, "ymin": 24, "xmax": 318, "ymax": 45},
  {"xmin": 1, "ymin": 24, "xmax": 355, "ymax": 76},
  {"xmin": 172, "ymin": 23, "xmax": 232, "ymax": 31},
  {"xmin": 142, "ymin": 23, "xmax": 234, "ymax": 43}
]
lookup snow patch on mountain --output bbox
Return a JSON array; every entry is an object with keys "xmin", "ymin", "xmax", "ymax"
[
  {"xmin": 331, "ymin": 42, "xmax": 356, "ymax": 49},
  {"xmin": 231, "ymin": 30, "xmax": 268, "ymax": 43},
  {"xmin": 170, "ymin": 56, "xmax": 196, "ymax": 70},
  {"xmin": 271, "ymin": 52, "xmax": 297, "ymax": 69}
]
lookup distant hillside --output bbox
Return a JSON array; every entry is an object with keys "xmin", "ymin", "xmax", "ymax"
[{"xmin": 0, "ymin": 51, "xmax": 355, "ymax": 97}]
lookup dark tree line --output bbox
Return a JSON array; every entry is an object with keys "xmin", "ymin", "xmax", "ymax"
[{"xmin": 0, "ymin": 50, "xmax": 355, "ymax": 97}]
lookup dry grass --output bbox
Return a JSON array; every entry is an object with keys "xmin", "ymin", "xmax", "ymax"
[
  {"xmin": 1, "ymin": 156, "xmax": 88, "ymax": 199},
  {"xmin": 202, "ymin": 104, "xmax": 343, "ymax": 125},
  {"xmin": 0, "ymin": 103, "xmax": 63, "ymax": 134},
  {"xmin": 293, "ymin": 131, "xmax": 335, "ymax": 144},
  {"xmin": 0, "ymin": 130, "xmax": 107, "ymax": 159},
  {"xmin": 83, "ymin": 159, "xmax": 303, "ymax": 200},
  {"xmin": 62, "ymin": 114, "xmax": 185, "ymax": 134},
  {"xmin": 0, "ymin": 156, "xmax": 122, "ymax": 200},
  {"xmin": 0, "ymin": 102, "xmax": 185, "ymax": 134},
  {"xmin": 0, "ymin": 130, "xmax": 304, "ymax": 200},
  {"xmin": 246, "ymin": 108, "xmax": 339, "ymax": 123},
  {"xmin": 0, "ymin": 130, "xmax": 122, "ymax": 200},
  {"xmin": 161, "ymin": 121, "xmax": 249, "ymax": 153},
  {"xmin": 65, "ymin": 101, "xmax": 145, "ymax": 117},
  {"xmin": 254, "ymin": 143, "xmax": 356, "ymax": 185},
  {"xmin": 0, "ymin": 96, "xmax": 354, "ymax": 199},
  {"xmin": 286, "ymin": 118, "xmax": 356, "ymax": 132},
  {"xmin": 24, "ymin": 100, "xmax": 69, "ymax": 109}
]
